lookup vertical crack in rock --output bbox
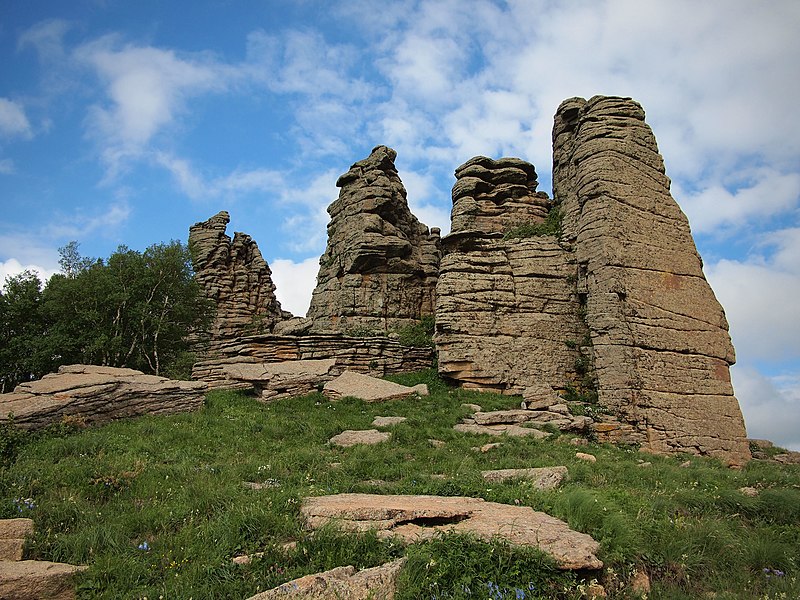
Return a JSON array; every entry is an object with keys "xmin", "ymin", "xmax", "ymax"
[
  {"xmin": 189, "ymin": 211, "xmax": 290, "ymax": 341},
  {"xmin": 552, "ymin": 95, "xmax": 750, "ymax": 466},
  {"xmin": 307, "ymin": 145, "xmax": 442, "ymax": 333}
]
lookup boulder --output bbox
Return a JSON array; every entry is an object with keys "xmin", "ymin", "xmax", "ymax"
[
  {"xmin": 323, "ymin": 371, "xmax": 427, "ymax": 402},
  {"xmin": 329, "ymin": 430, "xmax": 391, "ymax": 448},
  {"xmin": 246, "ymin": 558, "xmax": 406, "ymax": 600},
  {"xmin": 222, "ymin": 359, "xmax": 339, "ymax": 400},
  {"xmin": 301, "ymin": 494, "xmax": 602, "ymax": 570},
  {"xmin": 0, "ymin": 561, "xmax": 87, "ymax": 600},
  {"xmin": 481, "ymin": 466, "xmax": 568, "ymax": 490},
  {"xmin": 0, "ymin": 364, "xmax": 207, "ymax": 430}
]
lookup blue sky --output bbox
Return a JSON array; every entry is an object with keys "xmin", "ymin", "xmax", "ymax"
[{"xmin": 1, "ymin": 0, "xmax": 799, "ymax": 450}]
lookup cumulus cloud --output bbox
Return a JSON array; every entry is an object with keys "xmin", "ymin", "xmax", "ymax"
[
  {"xmin": 675, "ymin": 170, "xmax": 800, "ymax": 236},
  {"xmin": 0, "ymin": 98, "xmax": 32, "ymax": 138},
  {"xmin": 732, "ymin": 366, "xmax": 800, "ymax": 451},
  {"xmin": 270, "ymin": 256, "xmax": 320, "ymax": 317},
  {"xmin": 0, "ymin": 258, "xmax": 59, "ymax": 287}
]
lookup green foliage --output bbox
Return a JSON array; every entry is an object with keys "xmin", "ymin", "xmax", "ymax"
[
  {"xmin": 0, "ymin": 372, "xmax": 798, "ymax": 598},
  {"xmin": 503, "ymin": 208, "xmax": 562, "ymax": 240},
  {"xmin": 0, "ymin": 240, "xmax": 213, "ymax": 384},
  {"xmin": 393, "ymin": 315, "xmax": 436, "ymax": 348}
]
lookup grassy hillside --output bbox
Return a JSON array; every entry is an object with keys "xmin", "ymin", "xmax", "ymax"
[{"xmin": 1, "ymin": 369, "xmax": 798, "ymax": 599}]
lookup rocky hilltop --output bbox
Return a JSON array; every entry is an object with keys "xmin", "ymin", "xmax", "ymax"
[{"xmin": 189, "ymin": 96, "xmax": 751, "ymax": 466}]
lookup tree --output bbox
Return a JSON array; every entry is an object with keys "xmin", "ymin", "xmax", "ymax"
[
  {"xmin": 0, "ymin": 271, "xmax": 47, "ymax": 392},
  {"xmin": 40, "ymin": 241, "xmax": 213, "ymax": 377}
]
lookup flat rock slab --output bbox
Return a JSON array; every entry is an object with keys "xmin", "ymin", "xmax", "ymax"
[
  {"xmin": 454, "ymin": 423, "xmax": 550, "ymax": 439},
  {"xmin": 223, "ymin": 359, "xmax": 338, "ymax": 401},
  {"xmin": 0, "ymin": 560, "xmax": 87, "ymax": 600},
  {"xmin": 247, "ymin": 558, "xmax": 406, "ymax": 599},
  {"xmin": 0, "ymin": 364, "xmax": 207, "ymax": 430},
  {"xmin": 372, "ymin": 416, "xmax": 407, "ymax": 427},
  {"xmin": 323, "ymin": 371, "xmax": 428, "ymax": 402},
  {"xmin": 329, "ymin": 429, "xmax": 391, "ymax": 447},
  {"xmin": 481, "ymin": 466, "xmax": 568, "ymax": 490},
  {"xmin": 302, "ymin": 493, "xmax": 602, "ymax": 571}
]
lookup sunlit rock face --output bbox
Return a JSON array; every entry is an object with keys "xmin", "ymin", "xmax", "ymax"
[
  {"xmin": 306, "ymin": 145, "xmax": 441, "ymax": 333},
  {"xmin": 551, "ymin": 95, "xmax": 749, "ymax": 466},
  {"xmin": 189, "ymin": 210, "xmax": 290, "ymax": 339}
]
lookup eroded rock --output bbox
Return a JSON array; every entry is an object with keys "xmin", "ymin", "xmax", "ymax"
[
  {"xmin": 329, "ymin": 429, "xmax": 391, "ymax": 447},
  {"xmin": 301, "ymin": 493, "xmax": 602, "ymax": 570},
  {"xmin": 307, "ymin": 145, "xmax": 441, "ymax": 333},
  {"xmin": 323, "ymin": 371, "xmax": 427, "ymax": 402},
  {"xmin": 481, "ymin": 466, "xmax": 568, "ymax": 490},
  {"xmin": 246, "ymin": 558, "xmax": 407, "ymax": 600},
  {"xmin": 222, "ymin": 359, "xmax": 339, "ymax": 400},
  {"xmin": 0, "ymin": 364, "xmax": 207, "ymax": 430}
]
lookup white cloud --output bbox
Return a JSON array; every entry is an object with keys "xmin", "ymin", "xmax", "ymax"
[
  {"xmin": 0, "ymin": 98, "xmax": 32, "ymax": 138},
  {"xmin": 732, "ymin": 366, "xmax": 800, "ymax": 451},
  {"xmin": 17, "ymin": 19, "xmax": 71, "ymax": 62},
  {"xmin": 154, "ymin": 152, "xmax": 284, "ymax": 200},
  {"xmin": 278, "ymin": 170, "xmax": 339, "ymax": 253},
  {"xmin": 42, "ymin": 201, "xmax": 132, "ymax": 240},
  {"xmin": 75, "ymin": 36, "xmax": 231, "ymax": 157},
  {"xmin": 675, "ymin": 170, "xmax": 800, "ymax": 236},
  {"xmin": 0, "ymin": 258, "xmax": 59, "ymax": 287},
  {"xmin": 706, "ymin": 257, "xmax": 800, "ymax": 364},
  {"xmin": 270, "ymin": 256, "xmax": 320, "ymax": 317}
]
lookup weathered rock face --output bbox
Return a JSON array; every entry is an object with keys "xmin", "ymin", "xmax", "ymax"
[
  {"xmin": 437, "ymin": 156, "xmax": 589, "ymax": 395},
  {"xmin": 551, "ymin": 95, "xmax": 750, "ymax": 465},
  {"xmin": 189, "ymin": 211, "xmax": 289, "ymax": 340},
  {"xmin": 0, "ymin": 364, "xmax": 207, "ymax": 430},
  {"xmin": 307, "ymin": 145, "xmax": 441, "ymax": 332},
  {"xmin": 450, "ymin": 156, "xmax": 551, "ymax": 235}
]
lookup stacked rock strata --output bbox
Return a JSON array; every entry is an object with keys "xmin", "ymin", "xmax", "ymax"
[
  {"xmin": 436, "ymin": 156, "xmax": 590, "ymax": 395},
  {"xmin": 551, "ymin": 96, "xmax": 750, "ymax": 465},
  {"xmin": 189, "ymin": 211, "xmax": 290, "ymax": 340},
  {"xmin": 0, "ymin": 364, "xmax": 207, "ymax": 430},
  {"xmin": 307, "ymin": 145, "xmax": 441, "ymax": 333}
]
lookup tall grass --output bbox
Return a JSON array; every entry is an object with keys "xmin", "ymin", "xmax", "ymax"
[{"xmin": 0, "ymin": 369, "xmax": 798, "ymax": 598}]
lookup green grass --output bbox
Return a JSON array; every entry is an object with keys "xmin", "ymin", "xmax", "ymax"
[{"xmin": 1, "ymin": 369, "xmax": 799, "ymax": 599}]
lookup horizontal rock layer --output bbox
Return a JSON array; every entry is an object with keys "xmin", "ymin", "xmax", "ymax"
[
  {"xmin": 192, "ymin": 333, "xmax": 434, "ymax": 389},
  {"xmin": 307, "ymin": 145, "xmax": 441, "ymax": 332},
  {"xmin": 0, "ymin": 364, "xmax": 207, "ymax": 430}
]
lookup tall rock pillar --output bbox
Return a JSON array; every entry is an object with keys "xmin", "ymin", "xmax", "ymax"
[
  {"xmin": 552, "ymin": 96, "xmax": 750, "ymax": 465},
  {"xmin": 189, "ymin": 211, "xmax": 289, "ymax": 340},
  {"xmin": 307, "ymin": 145, "xmax": 441, "ymax": 332}
]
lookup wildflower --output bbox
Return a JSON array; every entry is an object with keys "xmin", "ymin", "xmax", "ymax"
[{"xmin": 138, "ymin": 541, "xmax": 150, "ymax": 551}]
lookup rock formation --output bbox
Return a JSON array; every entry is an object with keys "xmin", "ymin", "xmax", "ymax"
[
  {"xmin": 436, "ymin": 157, "xmax": 589, "ymax": 395},
  {"xmin": 551, "ymin": 96, "xmax": 750, "ymax": 465},
  {"xmin": 301, "ymin": 493, "xmax": 602, "ymax": 570},
  {"xmin": 306, "ymin": 145, "xmax": 441, "ymax": 332},
  {"xmin": 189, "ymin": 211, "xmax": 289, "ymax": 339},
  {"xmin": 0, "ymin": 364, "xmax": 207, "ymax": 430}
]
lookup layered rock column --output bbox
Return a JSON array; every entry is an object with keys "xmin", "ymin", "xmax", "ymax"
[
  {"xmin": 307, "ymin": 145, "xmax": 441, "ymax": 332},
  {"xmin": 436, "ymin": 157, "xmax": 588, "ymax": 394},
  {"xmin": 552, "ymin": 95, "xmax": 750, "ymax": 465},
  {"xmin": 189, "ymin": 211, "xmax": 289, "ymax": 339}
]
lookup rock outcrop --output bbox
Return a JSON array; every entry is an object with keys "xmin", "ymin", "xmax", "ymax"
[
  {"xmin": 246, "ymin": 559, "xmax": 406, "ymax": 600},
  {"xmin": 0, "ymin": 518, "xmax": 86, "ymax": 600},
  {"xmin": 436, "ymin": 157, "xmax": 589, "ymax": 395},
  {"xmin": 0, "ymin": 364, "xmax": 207, "ymax": 430},
  {"xmin": 323, "ymin": 371, "xmax": 428, "ymax": 402},
  {"xmin": 307, "ymin": 146, "xmax": 441, "ymax": 333},
  {"xmin": 552, "ymin": 96, "xmax": 750, "ymax": 466},
  {"xmin": 189, "ymin": 211, "xmax": 290, "ymax": 340},
  {"xmin": 301, "ymin": 493, "xmax": 602, "ymax": 570}
]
